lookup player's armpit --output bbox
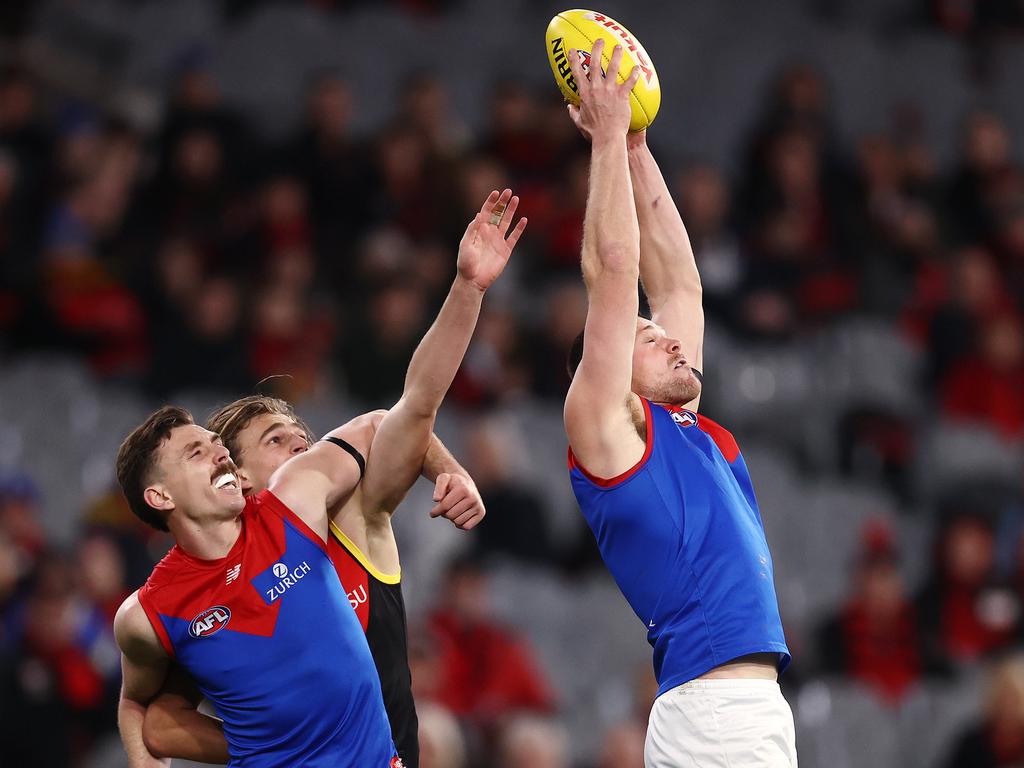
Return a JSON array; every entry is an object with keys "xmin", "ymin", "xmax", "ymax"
[{"xmin": 565, "ymin": 388, "xmax": 646, "ymax": 480}]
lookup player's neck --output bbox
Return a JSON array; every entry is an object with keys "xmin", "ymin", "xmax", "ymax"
[{"xmin": 172, "ymin": 514, "xmax": 243, "ymax": 561}]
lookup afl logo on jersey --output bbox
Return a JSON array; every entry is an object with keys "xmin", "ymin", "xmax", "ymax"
[
  {"xmin": 671, "ymin": 410, "xmax": 698, "ymax": 427},
  {"xmin": 189, "ymin": 606, "xmax": 231, "ymax": 638}
]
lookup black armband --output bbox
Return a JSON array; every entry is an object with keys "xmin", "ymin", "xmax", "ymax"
[{"xmin": 320, "ymin": 437, "xmax": 366, "ymax": 478}]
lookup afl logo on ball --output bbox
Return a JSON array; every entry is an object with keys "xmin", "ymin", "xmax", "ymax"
[
  {"xmin": 577, "ymin": 49, "xmax": 593, "ymax": 76},
  {"xmin": 671, "ymin": 410, "xmax": 698, "ymax": 427},
  {"xmin": 189, "ymin": 606, "xmax": 231, "ymax": 638}
]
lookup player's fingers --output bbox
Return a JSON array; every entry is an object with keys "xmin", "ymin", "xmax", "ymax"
[
  {"xmin": 443, "ymin": 496, "xmax": 476, "ymax": 522},
  {"xmin": 477, "ymin": 190, "xmax": 500, "ymax": 217},
  {"xmin": 568, "ymin": 49, "xmax": 587, "ymax": 91},
  {"xmin": 622, "ymin": 65, "xmax": 641, "ymax": 92},
  {"xmin": 454, "ymin": 503, "xmax": 483, "ymax": 527},
  {"xmin": 433, "ymin": 472, "xmax": 451, "ymax": 503},
  {"xmin": 459, "ymin": 510, "xmax": 485, "ymax": 530},
  {"xmin": 489, "ymin": 188, "xmax": 512, "ymax": 226},
  {"xmin": 499, "ymin": 195, "xmax": 519, "ymax": 235},
  {"xmin": 505, "ymin": 216, "xmax": 528, "ymax": 251},
  {"xmin": 591, "ymin": 38, "xmax": 606, "ymax": 79},
  {"xmin": 606, "ymin": 43, "xmax": 623, "ymax": 83}
]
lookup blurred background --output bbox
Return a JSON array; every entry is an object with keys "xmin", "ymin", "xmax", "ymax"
[{"xmin": 1, "ymin": 0, "xmax": 1024, "ymax": 766}]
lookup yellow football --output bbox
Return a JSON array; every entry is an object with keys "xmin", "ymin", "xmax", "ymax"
[{"xmin": 545, "ymin": 9, "xmax": 661, "ymax": 132}]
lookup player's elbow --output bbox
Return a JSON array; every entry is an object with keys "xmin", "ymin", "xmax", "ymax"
[
  {"xmin": 597, "ymin": 244, "xmax": 640, "ymax": 275},
  {"xmin": 394, "ymin": 391, "xmax": 441, "ymax": 423},
  {"xmin": 583, "ymin": 246, "xmax": 640, "ymax": 285}
]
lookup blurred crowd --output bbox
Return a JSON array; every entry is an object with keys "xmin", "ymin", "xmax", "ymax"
[{"xmin": 2, "ymin": 1, "xmax": 1024, "ymax": 766}]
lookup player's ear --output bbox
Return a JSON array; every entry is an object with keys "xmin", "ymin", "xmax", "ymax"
[
  {"xmin": 236, "ymin": 466, "xmax": 254, "ymax": 495},
  {"xmin": 144, "ymin": 483, "xmax": 175, "ymax": 513}
]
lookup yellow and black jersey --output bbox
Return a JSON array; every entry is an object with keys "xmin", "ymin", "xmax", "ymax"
[{"xmin": 328, "ymin": 522, "xmax": 418, "ymax": 768}]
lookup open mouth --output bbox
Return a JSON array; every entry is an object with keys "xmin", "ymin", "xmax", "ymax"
[{"xmin": 212, "ymin": 472, "xmax": 239, "ymax": 491}]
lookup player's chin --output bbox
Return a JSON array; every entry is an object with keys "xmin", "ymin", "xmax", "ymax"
[
  {"xmin": 667, "ymin": 371, "xmax": 701, "ymax": 404},
  {"xmin": 217, "ymin": 491, "xmax": 246, "ymax": 513}
]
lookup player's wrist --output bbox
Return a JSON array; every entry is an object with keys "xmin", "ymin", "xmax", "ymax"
[
  {"xmin": 452, "ymin": 272, "xmax": 489, "ymax": 295},
  {"xmin": 590, "ymin": 131, "xmax": 629, "ymax": 149},
  {"xmin": 626, "ymin": 130, "xmax": 648, "ymax": 153}
]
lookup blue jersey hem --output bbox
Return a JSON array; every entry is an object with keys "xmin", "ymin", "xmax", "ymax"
[{"xmin": 655, "ymin": 643, "xmax": 793, "ymax": 698}]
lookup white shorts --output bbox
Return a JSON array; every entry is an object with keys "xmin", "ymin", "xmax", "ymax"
[{"xmin": 644, "ymin": 679, "xmax": 797, "ymax": 768}]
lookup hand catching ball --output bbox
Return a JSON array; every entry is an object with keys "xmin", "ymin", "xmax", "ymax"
[{"xmin": 545, "ymin": 9, "xmax": 661, "ymax": 132}]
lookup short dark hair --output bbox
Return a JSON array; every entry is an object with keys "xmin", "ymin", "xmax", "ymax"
[
  {"xmin": 116, "ymin": 406, "xmax": 194, "ymax": 532},
  {"xmin": 206, "ymin": 395, "xmax": 314, "ymax": 463},
  {"xmin": 567, "ymin": 329, "xmax": 585, "ymax": 381}
]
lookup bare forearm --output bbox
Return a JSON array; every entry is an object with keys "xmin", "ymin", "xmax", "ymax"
[
  {"xmin": 146, "ymin": 707, "xmax": 229, "ymax": 764},
  {"xmin": 583, "ymin": 136, "xmax": 641, "ymax": 280},
  {"xmin": 627, "ymin": 140, "xmax": 700, "ymax": 303},
  {"xmin": 421, "ymin": 434, "xmax": 467, "ymax": 482},
  {"xmin": 119, "ymin": 696, "xmax": 169, "ymax": 768},
  {"xmin": 401, "ymin": 276, "xmax": 484, "ymax": 418}
]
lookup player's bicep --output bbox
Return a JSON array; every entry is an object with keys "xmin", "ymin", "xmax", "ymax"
[
  {"xmin": 114, "ymin": 597, "xmax": 169, "ymax": 705},
  {"xmin": 565, "ymin": 270, "xmax": 646, "ymax": 476},
  {"xmin": 572, "ymin": 264, "xmax": 639, "ymax": 405},
  {"xmin": 361, "ymin": 399, "xmax": 432, "ymax": 515},
  {"xmin": 268, "ymin": 441, "xmax": 362, "ymax": 532}
]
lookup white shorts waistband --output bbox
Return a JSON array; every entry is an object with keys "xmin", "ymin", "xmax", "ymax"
[{"xmin": 668, "ymin": 678, "xmax": 781, "ymax": 694}]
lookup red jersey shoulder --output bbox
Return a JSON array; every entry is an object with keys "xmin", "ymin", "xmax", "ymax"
[
  {"xmin": 694, "ymin": 413, "xmax": 740, "ymax": 464},
  {"xmin": 141, "ymin": 545, "xmax": 190, "ymax": 595}
]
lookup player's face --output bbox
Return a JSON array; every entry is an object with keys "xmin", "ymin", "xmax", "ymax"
[
  {"xmin": 233, "ymin": 414, "xmax": 311, "ymax": 495},
  {"xmin": 631, "ymin": 318, "xmax": 701, "ymax": 405},
  {"xmin": 148, "ymin": 424, "xmax": 244, "ymax": 524}
]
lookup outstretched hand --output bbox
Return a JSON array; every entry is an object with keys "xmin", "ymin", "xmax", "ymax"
[
  {"xmin": 457, "ymin": 189, "xmax": 528, "ymax": 292},
  {"xmin": 566, "ymin": 39, "xmax": 641, "ymax": 143}
]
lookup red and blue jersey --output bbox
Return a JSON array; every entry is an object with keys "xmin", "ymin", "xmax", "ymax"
[
  {"xmin": 569, "ymin": 398, "xmax": 791, "ymax": 697},
  {"xmin": 137, "ymin": 490, "xmax": 398, "ymax": 767}
]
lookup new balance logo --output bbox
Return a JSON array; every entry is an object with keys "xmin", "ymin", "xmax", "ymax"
[{"xmin": 226, "ymin": 564, "xmax": 241, "ymax": 584}]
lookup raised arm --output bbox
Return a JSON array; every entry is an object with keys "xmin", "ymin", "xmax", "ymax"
[
  {"xmin": 359, "ymin": 189, "xmax": 525, "ymax": 518},
  {"xmin": 267, "ymin": 424, "xmax": 366, "ymax": 541},
  {"xmin": 626, "ymin": 131, "xmax": 704, "ymax": 407},
  {"xmin": 357, "ymin": 411, "xmax": 486, "ymax": 531},
  {"xmin": 113, "ymin": 593, "xmax": 171, "ymax": 768},
  {"xmin": 563, "ymin": 40, "xmax": 647, "ymax": 478}
]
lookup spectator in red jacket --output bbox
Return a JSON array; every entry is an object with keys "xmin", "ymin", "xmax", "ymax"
[
  {"xmin": 942, "ymin": 313, "xmax": 1024, "ymax": 438},
  {"xmin": 817, "ymin": 519, "xmax": 927, "ymax": 704},
  {"xmin": 426, "ymin": 555, "xmax": 555, "ymax": 722},
  {"xmin": 917, "ymin": 512, "xmax": 1020, "ymax": 666}
]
